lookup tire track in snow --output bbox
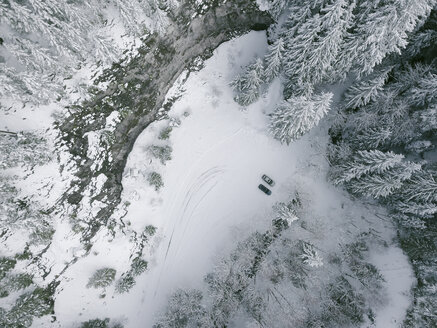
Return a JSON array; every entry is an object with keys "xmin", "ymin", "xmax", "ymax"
[
  {"xmin": 164, "ymin": 166, "xmax": 225, "ymax": 261},
  {"xmin": 153, "ymin": 128, "xmax": 245, "ymax": 298}
]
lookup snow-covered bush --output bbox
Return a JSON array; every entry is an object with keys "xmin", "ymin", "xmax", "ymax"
[
  {"xmin": 147, "ymin": 172, "xmax": 164, "ymax": 191},
  {"xmin": 0, "ymin": 132, "xmax": 52, "ymax": 169},
  {"xmin": 0, "ymin": 273, "xmax": 33, "ymax": 298},
  {"xmin": 86, "ymin": 268, "xmax": 116, "ymax": 289},
  {"xmin": 115, "ymin": 273, "xmax": 135, "ymax": 294},
  {"xmin": 148, "ymin": 145, "xmax": 172, "ymax": 165}
]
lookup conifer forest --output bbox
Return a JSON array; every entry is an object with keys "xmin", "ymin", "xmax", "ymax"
[{"xmin": 0, "ymin": 0, "xmax": 436, "ymax": 327}]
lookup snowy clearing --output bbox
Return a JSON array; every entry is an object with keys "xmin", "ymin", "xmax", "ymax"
[{"xmin": 51, "ymin": 31, "xmax": 414, "ymax": 327}]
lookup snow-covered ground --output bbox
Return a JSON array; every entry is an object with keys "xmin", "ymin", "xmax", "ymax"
[{"xmin": 50, "ymin": 31, "xmax": 415, "ymax": 327}]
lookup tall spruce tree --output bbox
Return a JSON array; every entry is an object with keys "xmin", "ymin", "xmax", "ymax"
[
  {"xmin": 340, "ymin": 0, "xmax": 436, "ymax": 76},
  {"xmin": 264, "ymin": 38, "xmax": 285, "ymax": 82},
  {"xmin": 269, "ymin": 92, "xmax": 333, "ymax": 144},
  {"xmin": 231, "ymin": 58, "xmax": 264, "ymax": 106}
]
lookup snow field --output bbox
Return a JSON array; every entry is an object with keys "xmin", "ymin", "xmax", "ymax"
[{"xmin": 49, "ymin": 31, "xmax": 415, "ymax": 327}]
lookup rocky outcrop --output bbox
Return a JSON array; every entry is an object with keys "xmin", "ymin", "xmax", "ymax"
[{"xmin": 57, "ymin": 0, "xmax": 273, "ymax": 244}]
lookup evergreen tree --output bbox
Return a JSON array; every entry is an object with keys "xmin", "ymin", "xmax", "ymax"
[
  {"xmin": 343, "ymin": 68, "xmax": 392, "ymax": 109},
  {"xmin": 283, "ymin": 0, "xmax": 355, "ymax": 86},
  {"xmin": 231, "ymin": 58, "xmax": 264, "ymax": 106},
  {"xmin": 341, "ymin": 0, "xmax": 436, "ymax": 76},
  {"xmin": 269, "ymin": 92, "xmax": 333, "ymax": 144},
  {"xmin": 416, "ymin": 104, "xmax": 437, "ymax": 132},
  {"xmin": 333, "ymin": 150, "xmax": 405, "ymax": 184},
  {"xmin": 264, "ymin": 38, "xmax": 285, "ymax": 82},
  {"xmin": 409, "ymin": 72, "xmax": 437, "ymax": 106},
  {"xmin": 348, "ymin": 161, "xmax": 422, "ymax": 199}
]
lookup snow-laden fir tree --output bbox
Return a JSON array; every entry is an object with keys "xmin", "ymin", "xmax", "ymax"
[
  {"xmin": 391, "ymin": 171, "xmax": 437, "ymax": 217},
  {"xmin": 264, "ymin": 38, "xmax": 285, "ymax": 82},
  {"xmin": 283, "ymin": 0, "xmax": 355, "ymax": 86},
  {"xmin": 300, "ymin": 242, "xmax": 323, "ymax": 267},
  {"xmin": 409, "ymin": 72, "xmax": 437, "ymax": 105},
  {"xmin": 333, "ymin": 150, "xmax": 405, "ymax": 185},
  {"xmin": 343, "ymin": 68, "xmax": 392, "ymax": 109},
  {"xmin": 269, "ymin": 92, "xmax": 333, "ymax": 144},
  {"xmin": 349, "ymin": 160, "xmax": 422, "ymax": 198},
  {"xmin": 416, "ymin": 104, "xmax": 437, "ymax": 132},
  {"xmin": 341, "ymin": 0, "xmax": 436, "ymax": 77},
  {"xmin": 231, "ymin": 58, "xmax": 264, "ymax": 106}
]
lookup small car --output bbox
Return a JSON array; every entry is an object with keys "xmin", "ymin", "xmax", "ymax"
[
  {"xmin": 262, "ymin": 174, "xmax": 275, "ymax": 186},
  {"xmin": 258, "ymin": 184, "xmax": 272, "ymax": 195}
]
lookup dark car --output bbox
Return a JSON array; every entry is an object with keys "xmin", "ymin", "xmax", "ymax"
[
  {"xmin": 258, "ymin": 184, "xmax": 272, "ymax": 195},
  {"xmin": 262, "ymin": 174, "xmax": 275, "ymax": 186}
]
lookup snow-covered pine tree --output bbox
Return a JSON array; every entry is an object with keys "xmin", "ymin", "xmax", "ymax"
[
  {"xmin": 283, "ymin": 0, "xmax": 355, "ymax": 86},
  {"xmin": 391, "ymin": 171, "xmax": 437, "ymax": 217},
  {"xmin": 348, "ymin": 161, "xmax": 422, "ymax": 198},
  {"xmin": 416, "ymin": 104, "xmax": 437, "ymax": 132},
  {"xmin": 333, "ymin": 150, "xmax": 405, "ymax": 184},
  {"xmin": 231, "ymin": 58, "xmax": 264, "ymax": 106},
  {"xmin": 269, "ymin": 92, "xmax": 333, "ymax": 144},
  {"xmin": 343, "ymin": 68, "xmax": 392, "ymax": 109},
  {"xmin": 342, "ymin": 0, "xmax": 436, "ymax": 77},
  {"xmin": 264, "ymin": 38, "xmax": 285, "ymax": 82}
]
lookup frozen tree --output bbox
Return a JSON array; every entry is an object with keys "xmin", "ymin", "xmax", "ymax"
[
  {"xmin": 341, "ymin": 0, "xmax": 436, "ymax": 76},
  {"xmin": 395, "ymin": 200, "xmax": 437, "ymax": 218},
  {"xmin": 300, "ymin": 242, "xmax": 323, "ymax": 268},
  {"xmin": 409, "ymin": 72, "xmax": 437, "ymax": 106},
  {"xmin": 269, "ymin": 92, "xmax": 333, "ymax": 144},
  {"xmin": 333, "ymin": 150, "xmax": 405, "ymax": 184},
  {"xmin": 405, "ymin": 29, "xmax": 437, "ymax": 58},
  {"xmin": 274, "ymin": 200, "xmax": 300, "ymax": 225},
  {"xmin": 86, "ymin": 268, "xmax": 116, "ymax": 289},
  {"xmin": 392, "ymin": 171, "xmax": 437, "ymax": 217},
  {"xmin": 266, "ymin": 0, "xmax": 292, "ymax": 20},
  {"xmin": 231, "ymin": 58, "xmax": 264, "ymax": 106},
  {"xmin": 283, "ymin": 0, "xmax": 355, "ymax": 86},
  {"xmin": 264, "ymin": 38, "xmax": 285, "ymax": 82},
  {"xmin": 348, "ymin": 161, "xmax": 422, "ymax": 198},
  {"xmin": 154, "ymin": 289, "xmax": 208, "ymax": 327},
  {"xmin": 343, "ymin": 68, "xmax": 392, "ymax": 109},
  {"xmin": 0, "ymin": 0, "xmax": 172, "ymax": 104}
]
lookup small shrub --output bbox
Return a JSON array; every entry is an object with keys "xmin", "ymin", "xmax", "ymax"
[
  {"xmin": 87, "ymin": 268, "xmax": 116, "ymax": 289},
  {"xmin": 115, "ymin": 273, "xmax": 135, "ymax": 294},
  {"xmin": 144, "ymin": 225, "xmax": 157, "ymax": 236},
  {"xmin": 0, "ymin": 273, "xmax": 33, "ymax": 297},
  {"xmin": 158, "ymin": 126, "xmax": 172, "ymax": 140},
  {"xmin": 0, "ymin": 257, "xmax": 16, "ymax": 280},
  {"xmin": 148, "ymin": 145, "xmax": 172, "ymax": 164},
  {"xmin": 131, "ymin": 258, "xmax": 148, "ymax": 276},
  {"xmin": 80, "ymin": 318, "xmax": 110, "ymax": 328},
  {"xmin": 147, "ymin": 172, "xmax": 164, "ymax": 191}
]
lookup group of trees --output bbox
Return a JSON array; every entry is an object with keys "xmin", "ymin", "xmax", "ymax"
[
  {"xmin": 156, "ymin": 197, "xmax": 388, "ymax": 327},
  {"xmin": 328, "ymin": 7, "xmax": 437, "ymax": 326},
  {"xmin": 230, "ymin": 0, "xmax": 437, "ymax": 325},
  {"xmin": 232, "ymin": 0, "xmax": 436, "ymax": 143},
  {"xmin": 0, "ymin": 0, "xmax": 174, "ymax": 105}
]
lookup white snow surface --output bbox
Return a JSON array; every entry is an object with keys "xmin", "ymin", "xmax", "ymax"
[
  {"xmin": 367, "ymin": 247, "xmax": 416, "ymax": 328},
  {"xmin": 50, "ymin": 31, "xmax": 416, "ymax": 328}
]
